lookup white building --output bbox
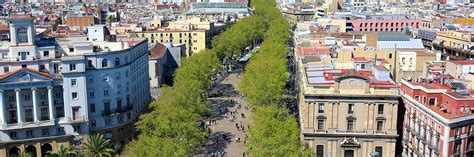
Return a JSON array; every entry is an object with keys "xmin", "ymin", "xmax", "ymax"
[{"xmin": 0, "ymin": 15, "xmax": 150, "ymax": 157}]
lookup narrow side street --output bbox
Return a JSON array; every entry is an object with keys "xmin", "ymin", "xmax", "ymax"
[{"xmin": 197, "ymin": 73, "xmax": 252, "ymax": 157}]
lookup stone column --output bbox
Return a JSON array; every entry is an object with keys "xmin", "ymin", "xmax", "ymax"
[
  {"xmin": 0, "ymin": 90, "xmax": 6, "ymax": 126},
  {"xmin": 15, "ymin": 89, "xmax": 23, "ymax": 124},
  {"xmin": 47, "ymin": 86, "xmax": 55, "ymax": 121},
  {"xmin": 31, "ymin": 87, "xmax": 39, "ymax": 123}
]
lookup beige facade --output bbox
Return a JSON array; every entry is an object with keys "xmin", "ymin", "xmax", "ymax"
[
  {"xmin": 0, "ymin": 135, "xmax": 73, "ymax": 157},
  {"xmin": 298, "ymin": 59, "xmax": 400, "ymax": 157},
  {"xmin": 135, "ymin": 18, "xmax": 230, "ymax": 56},
  {"xmin": 336, "ymin": 48, "xmax": 436, "ymax": 82},
  {"xmin": 433, "ymin": 30, "xmax": 474, "ymax": 60}
]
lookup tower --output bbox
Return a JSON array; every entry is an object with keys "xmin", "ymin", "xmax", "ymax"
[{"xmin": 8, "ymin": 14, "xmax": 38, "ymax": 62}]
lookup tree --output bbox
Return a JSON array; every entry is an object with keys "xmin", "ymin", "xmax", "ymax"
[
  {"xmin": 18, "ymin": 151, "xmax": 33, "ymax": 157},
  {"xmin": 106, "ymin": 15, "xmax": 116, "ymax": 25},
  {"xmin": 47, "ymin": 144, "xmax": 77, "ymax": 157},
  {"xmin": 81, "ymin": 134, "xmax": 115, "ymax": 157}
]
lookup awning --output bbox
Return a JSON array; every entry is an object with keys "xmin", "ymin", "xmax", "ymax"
[{"xmin": 239, "ymin": 54, "xmax": 251, "ymax": 62}]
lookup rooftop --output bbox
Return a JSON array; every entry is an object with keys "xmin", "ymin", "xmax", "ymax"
[{"xmin": 401, "ymin": 79, "xmax": 474, "ymax": 120}]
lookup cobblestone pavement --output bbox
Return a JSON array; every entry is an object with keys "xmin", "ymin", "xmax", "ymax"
[{"xmin": 197, "ymin": 73, "xmax": 252, "ymax": 157}]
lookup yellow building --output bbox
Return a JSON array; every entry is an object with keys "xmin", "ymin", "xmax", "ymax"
[
  {"xmin": 433, "ymin": 30, "xmax": 474, "ymax": 60},
  {"xmin": 135, "ymin": 18, "xmax": 230, "ymax": 56},
  {"xmin": 281, "ymin": 10, "xmax": 315, "ymax": 27},
  {"xmin": 453, "ymin": 18, "xmax": 474, "ymax": 25}
]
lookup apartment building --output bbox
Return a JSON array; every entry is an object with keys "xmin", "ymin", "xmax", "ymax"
[
  {"xmin": 134, "ymin": 18, "xmax": 230, "ymax": 56},
  {"xmin": 0, "ymin": 15, "xmax": 150, "ymax": 157},
  {"xmin": 400, "ymin": 78, "xmax": 474, "ymax": 157},
  {"xmin": 298, "ymin": 55, "xmax": 401, "ymax": 157},
  {"xmin": 350, "ymin": 15, "xmax": 421, "ymax": 32},
  {"xmin": 433, "ymin": 30, "xmax": 474, "ymax": 60}
]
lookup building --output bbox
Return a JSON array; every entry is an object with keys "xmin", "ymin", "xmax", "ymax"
[
  {"xmin": 433, "ymin": 30, "xmax": 474, "ymax": 60},
  {"xmin": 134, "ymin": 18, "xmax": 230, "ymax": 56},
  {"xmin": 445, "ymin": 60, "xmax": 474, "ymax": 80},
  {"xmin": 0, "ymin": 15, "xmax": 150, "ymax": 157},
  {"xmin": 400, "ymin": 78, "xmax": 474, "ymax": 157},
  {"xmin": 298, "ymin": 55, "xmax": 401, "ymax": 157},
  {"xmin": 350, "ymin": 15, "xmax": 421, "ymax": 32},
  {"xmin": 64, "ymin": 15, "xmax": 96, "ymax": 31},
  {"xmin": 148, "ymin": 43, "xmax": 184, "ymax": 88}
]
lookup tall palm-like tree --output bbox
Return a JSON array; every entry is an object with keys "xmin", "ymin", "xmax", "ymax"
[
  {"xmin": 47, "ymin": 144, "xmax": 77, "ymax": 157},
  {"xmin": 81, "ymin": 134, "xmax": 115, "ymax": 157}
]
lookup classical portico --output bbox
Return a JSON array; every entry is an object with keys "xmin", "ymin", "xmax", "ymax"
[{"xmin": 0, "ymin": 69, "xmax": 61, "ymax": 129}]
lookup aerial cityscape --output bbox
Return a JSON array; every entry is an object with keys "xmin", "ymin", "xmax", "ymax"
[{"xmin": 0, "ymin": 0, "xmax": 472, "ymax": 156}]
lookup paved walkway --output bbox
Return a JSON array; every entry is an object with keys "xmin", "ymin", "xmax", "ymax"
[{"xmin": 197, "ymin": 73, "xmax": 252, "ymax": 157}]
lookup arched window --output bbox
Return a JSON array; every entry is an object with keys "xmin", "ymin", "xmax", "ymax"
[
  {"xmin": 115, "ymin": 57, "xmax": 120, "ymax": 66},
  {"xmin": 102, "ymin": 59, "xmax": 108, "ymax": 68},
  {"xmin": 17, "ymin": 27, "xmax": 28, "ymax": 43}
]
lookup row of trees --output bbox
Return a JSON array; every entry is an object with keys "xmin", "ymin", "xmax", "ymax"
[
  {"xmin": 122, "ymin": 2, "xmax": 269, "ymax": 157},
  {"xmin": 239, "ymin": 0, "xmax": 311, "ymax": 156}
]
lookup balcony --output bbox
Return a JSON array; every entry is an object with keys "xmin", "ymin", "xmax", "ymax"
[
  {"xmin": 315, "ymin": 129, "xmax": 328, "ymax": 133},
  {"xmin": 374, "ymin": 130, "xmax": 387, "ymax": 135},
  {"xmin": 102, "ymin": 105, "xmax": 134, "ymax": 116},
  {"xmin": 334, "ymin": 130, "xmax": 367, "ymax": 134},
  {"xmin": 1, "ymin": 120, "xmax": 55, "ymax": 130}
]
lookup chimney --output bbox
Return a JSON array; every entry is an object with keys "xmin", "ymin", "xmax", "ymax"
[{"xmin": 441, "ymin": 69, "xmax": 445, "ymax": 85}]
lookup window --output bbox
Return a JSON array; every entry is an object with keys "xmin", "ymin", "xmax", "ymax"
[
  {"xmin": 104, "ymin": 88, "xmax": 109, "ymax": 96},
  {"xmin": 73, "ymin": 125, "xmax": 81, "ymax": 132},
  {"xmin": 348, "ymin": 104, "xmax": 354, "ymax": 114},
  {"xmin": 42, "ymin": 129, "xmax": 49, "ymax": 136},
  {"xmin": 102, "ymin": 59, "xmax": 108, "ymax": 68},
  {"xmin": 115, "ymin": 72, "xmax": 121, "ymax": 80},
  {"xmin": 3, "ymin": 66, "xmax": 9, "ymax": 73},
  {"xmin": 317, "ymin": 119, "xmax": 324, "ymax": 130},
  {"xmin": 41, "ymin": 108, "xmax": 48, "ymax": 120},
  {"xmin": 89, "ymin": 90, "xmax": 94, "ymax": 98},
  {"xmin": 24, "ymin": 94, "xmax": 31, "ymax": 101},
  {"xmin": 115, "ymin": 57, "xmax": 120, "ymax": 66},
  {"xmin": 69, "ymin": 48, "xmax": 74, "ymax": 52},
  {"xmin": 17, "ymin": 27, "xmax": 28, "ymax": 43},
  {"xmin": 378, "ymin": 104, "xmax": 384, "ymax": 114},
  {"xmin": 10, "ymin": 132, "xmax": 17, "ymax": 139},
  {"xmin": 25, "ymin": 109, "xmax": 33, "ymax": 122},
  {"xmin": 43, "ymin": 51, "xmax": 49, "ymax": 57},
  {"xmin": 69, "ymin": 64, "xmax": 76, "ymax": 71},
  {"xmin": 375, "ymin": 146, "xmax": 383, "ymax": 157},
  {"xmin": 347, "ymin": 120, "xmax": 354, "ymax": 131},
  {"xmin": 316, "ymin": 145, "xmax": 324, "ymax": 157},
  {"xmin": 26, "ymin": 130, "xmax": 33, "ymax": 138},
  {"xmin": 90, "ymin": 103, "xmax": 96, "ymax": 113},
  {"xmin": 117, "ymin": 114, "xmax": 124, "ymax": 123},
  {"xmin": 56, "ymin": 107, "xmax": 64, "ymax": 118},
  {"xmin": 57, "ymin": 127, "xmax": 65, "ymax": 135},
  {"xmin": 8, "ymin": 96, "xmax": 14, "ymax": 102},
  {"xmin": 91, "ymin": 120, "xmax": 96, "ymax": 128},
  {"xmin": 72, "ymin": 92, "xmax": 78, "ymax": 99},
  {"xmin": 428, "ymin": 98, "xmax": 436, "ymax": 106},
  {"xmin": 389, "ymin": 53, "xmax": 392, "ymax": 59},
  {"xmin": 318, "ymin": 103, "xmax": 324, "ymax": 113},
  {"xmin": 102, "ymin": 74, "xmax": 109, "ymax": 82},
  {"xmin": 71, "ymin": 79, "xmax": 77, "ymax": 86},
  {"xmin": 377, "ymin": 121, "xmax": 384, "ymax": 131},
  {"xmin": 88, "ymin": 60, "xmax": 93, "ymax": 68},
  {"xmin": 105, "ymin": 118, "xmax": 111, "ymax": 125},
  {"xmin": 118, "ymin": 128, "xmax": 125, "ymax": 137}
]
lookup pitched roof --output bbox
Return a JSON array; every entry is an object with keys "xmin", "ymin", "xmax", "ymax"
[{"xmin": 0, "ymin": 68, "xmax": 53, "ymax": 80}]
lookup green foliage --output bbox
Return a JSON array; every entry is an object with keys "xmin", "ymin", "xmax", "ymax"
[
  {"xmin": 46, "ymin": 144, "xmax": 77, "ymax": 157},
  {"xmin": 124, "ymin": 0, "xmax": 310, "ymax": 155},
  {"xmin": 240, "ymin": 0, "xmax": 313, "ymax": 155},
  {"xmin": 81, "ymin": 134, "xmax": 115, "ymax": 157},
  {"xmin": 247, "ymin": 105, "xmax": 311, "ymax": 156}
]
